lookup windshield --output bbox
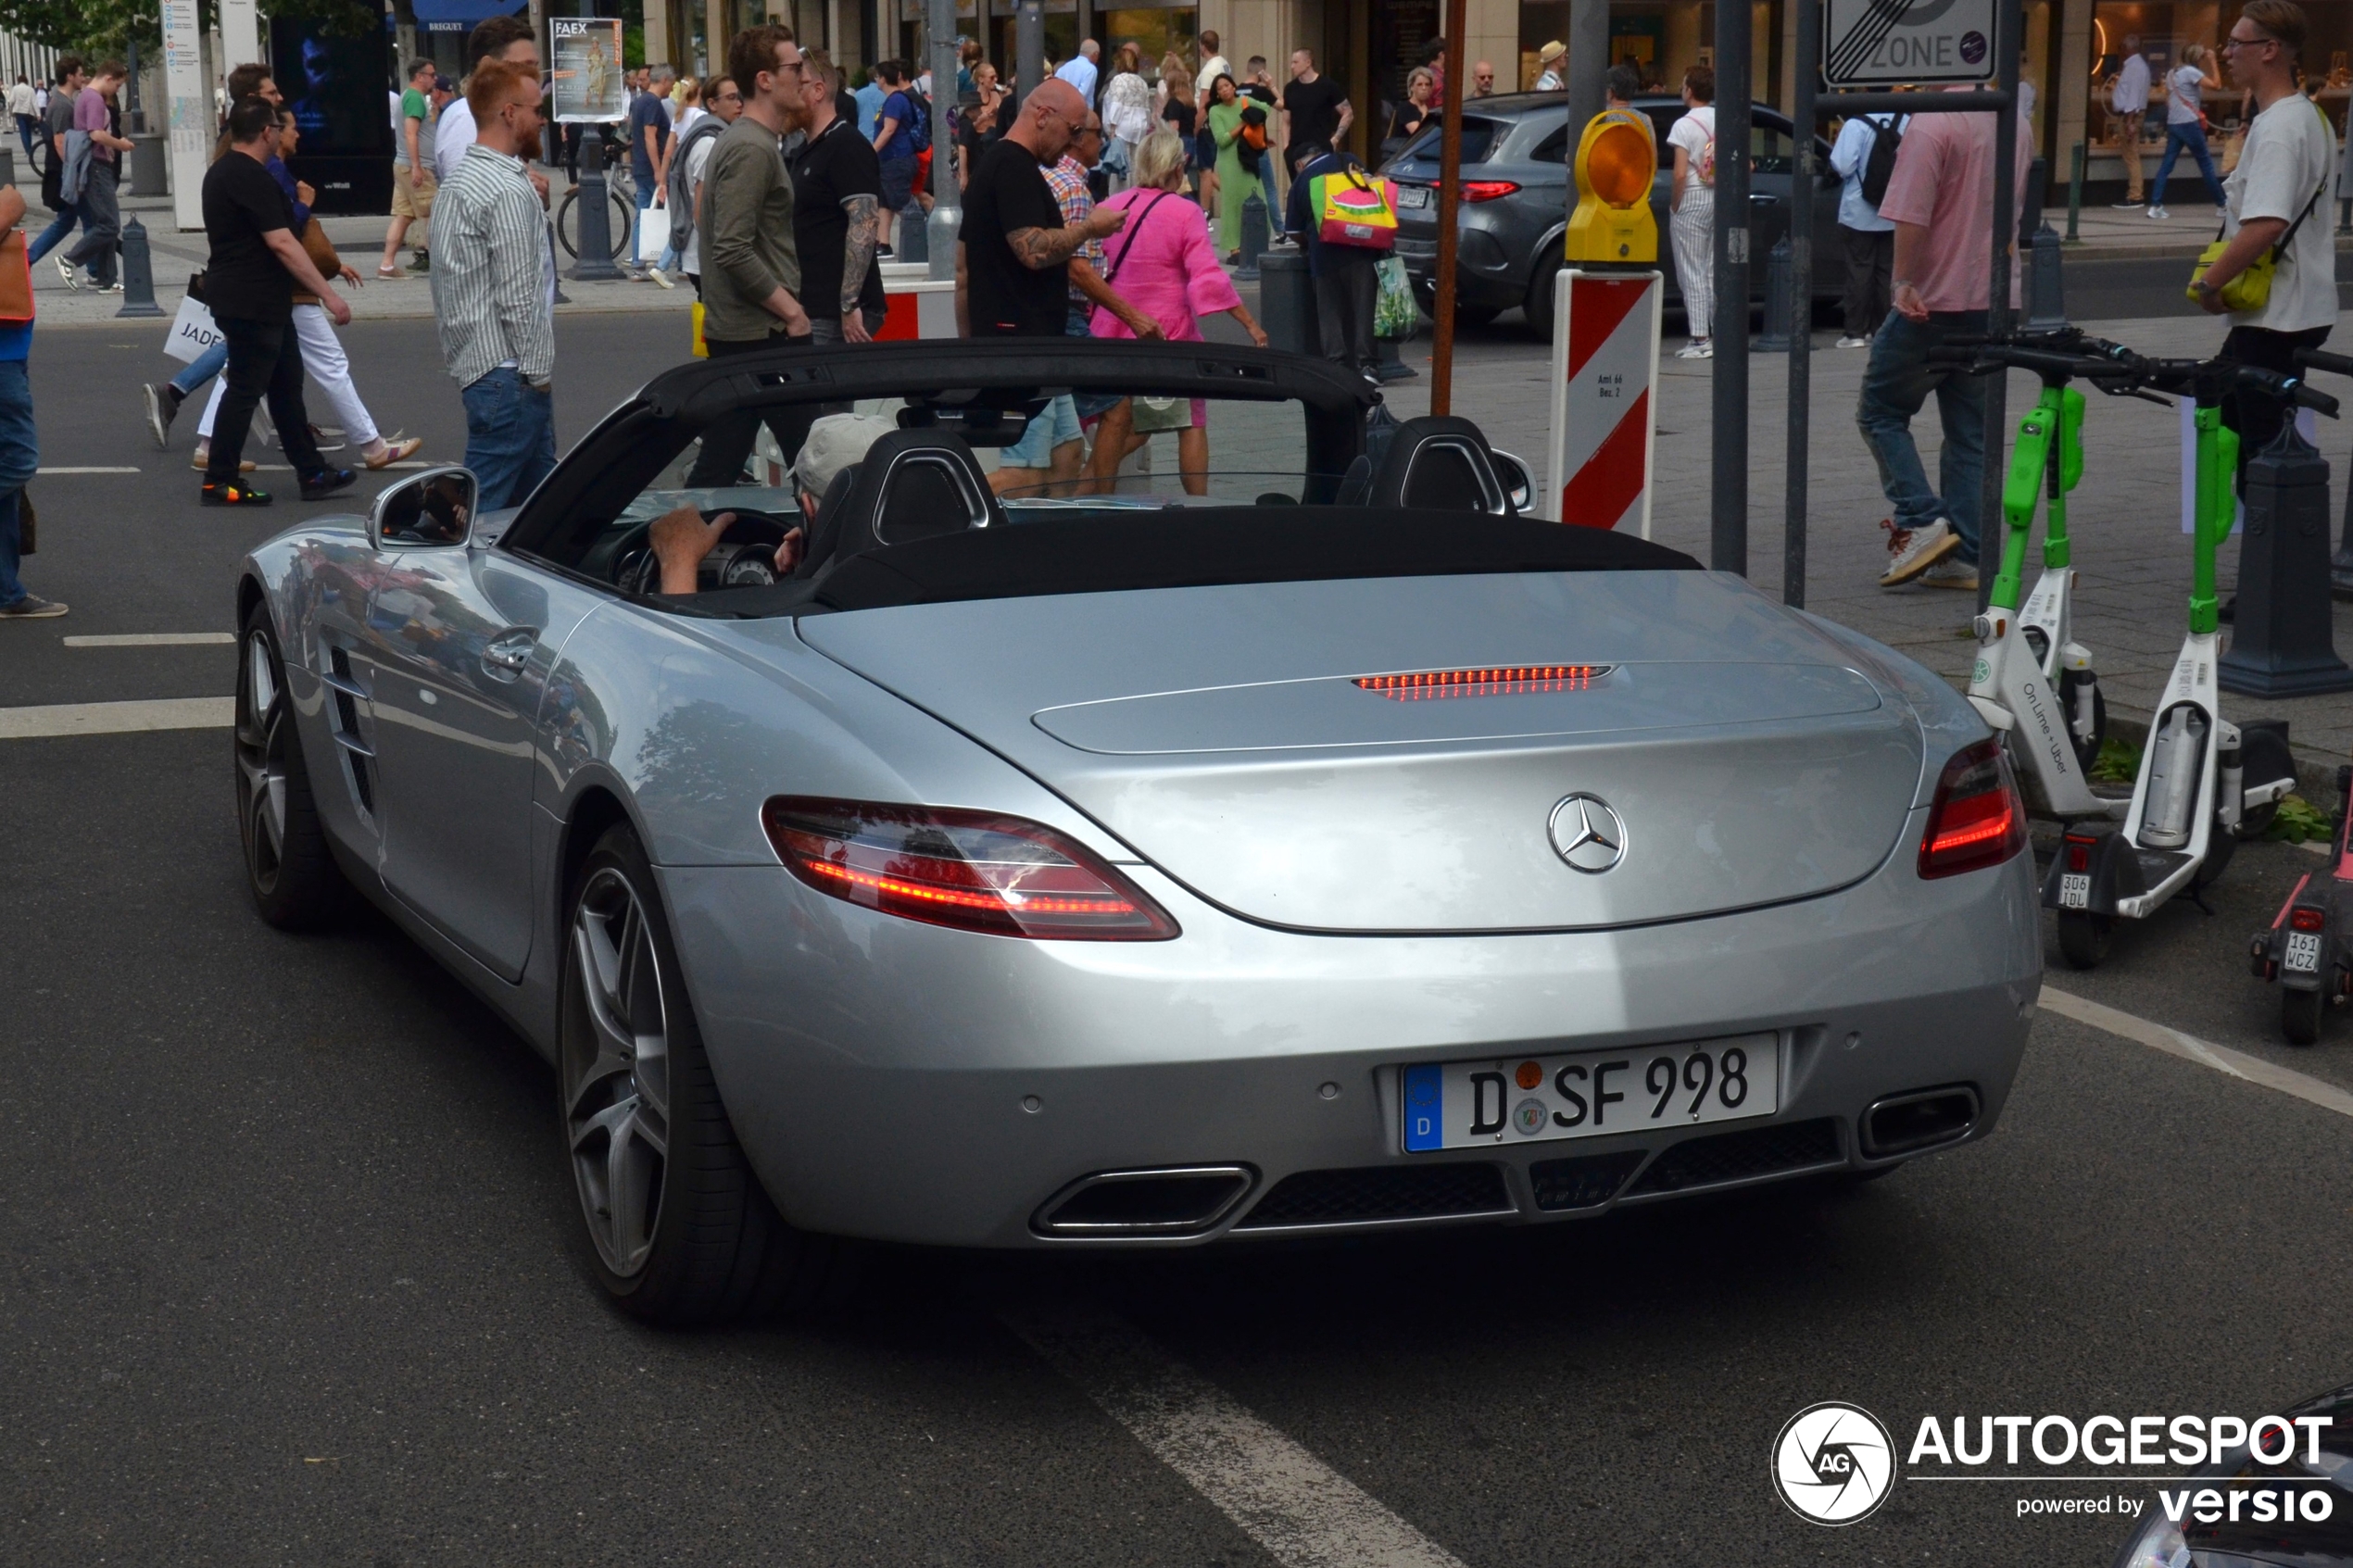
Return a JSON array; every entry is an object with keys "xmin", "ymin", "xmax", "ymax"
[{"xmin": 1393, "ymin": 118, "xmax": 1504, "ymax": 166}]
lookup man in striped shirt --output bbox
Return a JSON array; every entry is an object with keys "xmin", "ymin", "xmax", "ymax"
[{"xmin": 430, "ymin": 58, "xmax": 558, "ymax": 510}]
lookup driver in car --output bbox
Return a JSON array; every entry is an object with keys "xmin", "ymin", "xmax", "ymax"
[{"xmin": 648, "ymin": 412, "xmax": 895, "ymax": 594}]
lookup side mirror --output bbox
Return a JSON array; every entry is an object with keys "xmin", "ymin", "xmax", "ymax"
[
  {"xmin": 369, "ymin": 465, "xmax": 478, "ymax": 550},
  {"xmin": 1491, "ymin": 448, "xmax": 1535, "ymax": 514}
]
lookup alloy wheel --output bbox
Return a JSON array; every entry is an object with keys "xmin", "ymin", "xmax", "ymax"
[
  {"xmin": 564, "ymin": 868, "xmax": 672, "ymax": 1278},
  {"xmin": 234, "ymin": 630, "xmax": 289, "ymax": 894}
]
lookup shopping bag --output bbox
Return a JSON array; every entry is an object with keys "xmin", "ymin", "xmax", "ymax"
[
  {"xmin": 1374, "ymin": 255, "xmax": 1418, "ymax": 339},
  {"xmin": 1315, "ymin": 169, "xmax": 1399, "ymax": 249},
  {"xmin": 636, "ymin": 203, "xmax": 671, "ymax": 265},
  {"xmin": 163, "ymin": 293, "xmax": 222, "ymax": 364}
]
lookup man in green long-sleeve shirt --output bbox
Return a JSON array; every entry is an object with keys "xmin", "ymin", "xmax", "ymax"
[{"xmin": 689, "ymin": 22, "xmax": 816, "ymax": 487}]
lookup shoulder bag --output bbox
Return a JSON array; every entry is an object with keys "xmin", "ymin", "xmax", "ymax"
[{"xmin": 2189, "ymin": 99, "xmax": 2332, "ymax": 311}]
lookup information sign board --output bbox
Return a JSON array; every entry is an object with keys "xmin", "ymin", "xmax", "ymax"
[{"xmin": 1823, "ymin": 0, "xmax": 1998, "ymax": 86}]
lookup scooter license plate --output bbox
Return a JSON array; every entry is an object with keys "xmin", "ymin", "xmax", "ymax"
[
  {"xmin": 2286, "ymin": 931, "xmax": 2323, "ymax": 973},
  {"xmin": 2059, "ymin": 873, "xmax": 2091, "ymax": 909}
]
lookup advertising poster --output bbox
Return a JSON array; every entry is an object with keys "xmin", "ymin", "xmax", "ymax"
[
  {"xmin": 550, "ymin": 17, "xmax": 627, "ymax": 124},
  {"xmin": 268, "ymin": 17, "xmax": 393, "ymax": 214}
]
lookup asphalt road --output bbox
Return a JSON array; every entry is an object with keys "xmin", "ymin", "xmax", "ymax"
[{"xmin": 7, "ymin": 314, "xmax": 2353, "ymax": 1567}]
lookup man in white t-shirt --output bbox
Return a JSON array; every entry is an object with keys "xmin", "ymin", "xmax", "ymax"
[
  {"xmin": 436, "ymin": 14, "xmax": 543, "ymax": 189},
  {"xmin": 8, "ymin": 77, "xmax": 36, "ymax": 162},
  {"xmin": 2109, "ymin": 37, "xmax": 2151, "ymax": 206},
  {"xmin": 2196, "ymin": 0, "xmax": 2336, "ymax": 481}
]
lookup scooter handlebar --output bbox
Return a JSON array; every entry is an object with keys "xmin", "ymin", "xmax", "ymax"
[{"xmin": 2296, "ymin": 347, "xmax": 2353, "ymax": 381}]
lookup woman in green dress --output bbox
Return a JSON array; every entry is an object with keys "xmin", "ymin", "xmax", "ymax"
[{"xmin": 1206, "ymin": 73, "xmax": 1250, "ymax": 259}]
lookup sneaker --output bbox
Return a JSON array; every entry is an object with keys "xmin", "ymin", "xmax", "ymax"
[
  {"xmin": 297, "ymin": 467, "xmax": 356, "ymax": 501},
  {"xmin": 190, "ymin": 449, "xmax": 258, "ymax": 473},
  {"xmin": 375, "ymin": 262, "xmax": 403, "ymax": 279},
  {"xmin": 2147, "ymin": 205, "xmax": 2169, "ymax": 220},
  {"xmin": 0, "ymin": 593, "xmax": 67, "ymax": 618},
  {"xmin": 646, "ymin": 265, "xmax": 674, "ymax": 290},
  {"xmin": 1676, "ymin": 339, "xmax": 1711, "ymax": 359},
  {"xmin": 361, "ymin": 434, "xmax": 425, "ymax": 469},
  {"xmin": 54, "ymin": 255, "xmax": 76, "ymax": 289},
  {"xmin": 1880, "ymin": 519, "xmax": 1961, "ymax": 586},
  {"xmin": 409, "ymin": 251, "xmax": 430, "ymax": 273},
  {"xmin": 143, "ymin": 382, "xmax": 182, "ymax": 449},
  {"xmin": 1836, "ymin": 334, "xmax": 1871, "ymax": 349},
  {"xmin": 1920, "ymin": 557, "xmax": 1980, "ymax": 590},
  {"xmin": 199, "ymin": 482, "xmax": 272, "ymax": 506},
  {"xmin": 2111, "ymin": 198, "xmax": 2145, "ymax": 207},
  {"xmin": 99, "ymin": 280, "xmax": 121, "ymax": 293}
]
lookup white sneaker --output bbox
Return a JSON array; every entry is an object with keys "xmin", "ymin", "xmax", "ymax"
[
  {"xmin": 1675, "ymin": 340, "xmax": 1708, "ymax": 359},
  {"xmin": 2147, "ymin": 205, "xmax": 2169, "ymax": 220},
  {"xmin": 1919, "ymin": 557, "xmax": 1979, "ymax": 590},
  {"xmin": 1836, "ymin": 334, "xmax": 1871, "ymax": 349},
  {"xmin": 54, "ymin": 255, "xmax": 76, "ymax": 289},
  {"xmin": 646, "ymin": 266, "xmax": 674, "ymax": 290},
  {"xmin": 1880, "ymin": 519, "xmax": 1960, "ymax": 587}
]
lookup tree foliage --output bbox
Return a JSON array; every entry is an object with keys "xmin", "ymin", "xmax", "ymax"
[{"xmin": 0, "ymin": 0, "xmax": 383, "ymax": 64}]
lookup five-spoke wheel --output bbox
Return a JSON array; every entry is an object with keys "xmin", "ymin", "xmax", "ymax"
[
  {"xmin": 563, "ymin": 865, "xmax": 673, "ymax": 1280},
  {"xmin": 234, "ymin": 606, "xmax": 346, "ymax": 928}
]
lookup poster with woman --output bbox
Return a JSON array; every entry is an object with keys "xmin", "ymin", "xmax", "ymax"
[{"xmin": 551, "ymin": 18, "xmax": 627, "ymax": 124}]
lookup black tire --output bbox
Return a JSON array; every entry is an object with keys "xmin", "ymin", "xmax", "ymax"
[
  {"xmin": 559, "ymin": 823, "xmax": 855, "ymax": 1325},
  {"xmin": 1523, "ymin": 252, "xmax": 1566, "ymax": 339},
  {"xmin": 2236, "ymin": 726, "xmax": 2296, "ymax": 839},
  {"xmin": 2284, "ymin": 986, "xmax": 2324, "ymax": 1046},
  {"xmin": 554, "ymin": 184, "xmax": 634, "ymax": 260},
  {"xmin": 233, "ymin": 605, "xmax": 349, "ymax": 929},
  {"xmin": 2056, "ymin": 909, "xmax": 2112, "ymax": 970}
]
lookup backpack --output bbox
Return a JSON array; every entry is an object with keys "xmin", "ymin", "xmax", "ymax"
[
  {"xmin": 896, "ymin": 87, "xmax": 931, "ymax": 152},
  {"xmin": 1860, "ymin": 115, "xmax": 1904, "ymax": 206}
]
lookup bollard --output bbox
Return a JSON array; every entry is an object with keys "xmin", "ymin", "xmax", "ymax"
[
  {"xmin": 896, "ymin": 201, "xmax": 928, "ymax": 266},
  {"xmin": 1235, "ymin": 191, "xmax": 1267, "ymax": 281},
  {"xmin": 1374, "ymin": 331, "xmax": 1417, "ymax": 382},
  {"xmin": 2067, "ymin": 140, "xmax": 2084, "ymax": 242},
  {"xmin": 1258, "ymin": 246, "xmax": 1315, "ymax": 355},
  {"xmin": 1756, "ymin": 235, "xmax": 1792, "ymax": 353},
  {"xmin": 2220, "ymin": 422, "xmax": 2353, "ymax": 696},
  {"xmin": 565, "ymin": 132, "xmax": 623, "ymax": 282},
  {"xmin": 2025, "ymin": 223, "xmax": 2067, "ymax": 328},
  {"xmin": 925, "ymin": 201, "xmax": 960, "ymax": 282},
  {"xmin": 114, "ymin": 217, "xmax": 165, "ymax": 318}
]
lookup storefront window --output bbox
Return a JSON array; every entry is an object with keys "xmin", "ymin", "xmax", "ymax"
[
  {"xmin": 2090, "ymin": 2, "xmax": 2353, "ymax": 155},
  {"xmin": 1100, "ymin": 6, "xmax": 1196, "ymax": 83}
]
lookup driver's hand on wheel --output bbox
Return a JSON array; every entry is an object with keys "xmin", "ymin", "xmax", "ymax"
[
  {"xmin": 649, "ymin": 505, "xmax": 737, "ymax": 595},
  {"xmin": 774, "ymin": 526, "xmax": 806, "ymax": 575}
]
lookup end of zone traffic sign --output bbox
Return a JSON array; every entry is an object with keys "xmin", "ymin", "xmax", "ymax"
[{"xmin": 1824, "ymin": 0, "xmax": 1996, "ymax": 86}]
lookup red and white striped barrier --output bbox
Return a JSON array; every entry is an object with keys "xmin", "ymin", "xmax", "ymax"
[
  {"xmin": 877, "ymin": 261, "xmax": 958, "ymax": 341},
  {"xmin": 1542, "ymin": 268, "xmax": 1662, "ymax": 535}
]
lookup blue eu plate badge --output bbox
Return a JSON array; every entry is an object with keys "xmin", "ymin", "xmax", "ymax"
[{"xmin": 1403, "ymin": 1064, "xmax": 1444, "ymax": 1151}]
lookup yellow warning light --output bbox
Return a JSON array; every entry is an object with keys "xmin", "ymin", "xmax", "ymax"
[{"xmin": 1566, "ymin": 110, "xmax": 1659, "ymax": 265}]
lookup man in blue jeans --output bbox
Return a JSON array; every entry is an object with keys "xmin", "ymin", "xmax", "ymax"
[
  {"xmin": 0, "ymin": 183, "xmax": 61, "ymax": 620},
  {"xmin": 26, "ymin": 56, "xmax": 84, "ymax": 269},
  {"xmin": 433, "ymin": 60, "xmax": 558, "ymax": 508},
  {"xmin": 626, "ymin": 65, "xmax": 674, "ymax": 282}
]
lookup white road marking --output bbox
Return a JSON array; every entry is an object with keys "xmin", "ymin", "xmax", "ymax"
[
  {"xmin": 61, "ymin": 633, "xmax": 235, "ymax": 647},
  {"xmin": 0, "ymin": 696, "xmax": 233, "ymax": 738},
  {"xmin": 1003, "ymin": 1303, "xmax": 1466, "ymax": 1568},
  {"xmin": 2039, "ymin": 984, "xmax": 2353, "ymax": 1121},
  {"xmin": 36, "ymin": 465, "xmax": 140, "ymax": 474}
]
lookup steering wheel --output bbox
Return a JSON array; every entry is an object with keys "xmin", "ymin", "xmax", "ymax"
[{"xmin": 612, "ymin": 508, "xmax": 799, "ymax": 596}]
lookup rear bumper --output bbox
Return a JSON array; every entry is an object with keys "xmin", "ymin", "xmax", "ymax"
[{"xmin": 660, "ymin": 824, "xmax": 2039, "ymax": 1248}]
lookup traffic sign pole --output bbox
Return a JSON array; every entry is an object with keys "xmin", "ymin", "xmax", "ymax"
[
  {"xmin": 1783, "ymin": 0, "xmax": 1819, "ymax": 608},
  {"xmin": 1709, "ymin": 0, "xmax": 1751, "ymax": 577}
]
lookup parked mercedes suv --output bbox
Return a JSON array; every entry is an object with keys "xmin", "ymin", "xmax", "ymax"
[{"xmin": 1383, "ymin": 93, "xmax": 1848, "ymax": 337}]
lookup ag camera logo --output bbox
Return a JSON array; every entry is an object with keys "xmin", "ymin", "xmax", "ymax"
[{"xmin": 1774, "ymin": 1402, "xmax": 1897, "ymax": 1524}]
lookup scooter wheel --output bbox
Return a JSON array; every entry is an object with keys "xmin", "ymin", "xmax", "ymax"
[
  {"xmin": 2284, "ymin": 986, "xmax": 2323, "ymax": 1046},
  {"xmin": 2057, "ymin": 910, "xmax": 2112, "ymax": 970}
]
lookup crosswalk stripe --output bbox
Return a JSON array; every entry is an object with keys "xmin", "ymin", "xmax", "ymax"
[
  {"xmin": 36, "ymin": 465, "xmax": 140, "ymax": 474},
  {"xmin": 0, "ymin": 696, "xmax": 233, "ymax": 738},
  {"xmin": 61, "ymin": 633, "xmax": 235, "ymax": 647}
]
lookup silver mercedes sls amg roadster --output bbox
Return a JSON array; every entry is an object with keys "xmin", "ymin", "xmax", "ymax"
[{"xmin": 233, "ymin": 340, "xmax": 2040, "ymax": 1323}]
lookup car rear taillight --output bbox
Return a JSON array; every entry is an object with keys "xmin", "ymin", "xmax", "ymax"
[
  {"xmin": 2292, "ymin": 906, "xmax": 2327, "ymax": 933},
  {"xmin": 1918, "ymin": 741, "xmax": 2029, "ymax": 880},
  {"xmin": 761, "ymin": 797, "xmax": 1179, "ymax": 940},
  {"xmin": 1461, "ymin": 180, "xmax": 1520, "ymax": 202}
]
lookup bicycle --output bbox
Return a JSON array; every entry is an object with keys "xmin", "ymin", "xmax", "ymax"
[{"xmin": 555, "ymin": 175, "xmax": 635, "ymax": 260}]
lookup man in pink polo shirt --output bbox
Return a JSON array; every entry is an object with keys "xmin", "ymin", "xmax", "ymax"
[{"xmin": 1866, "ymin": 86, "xmax": 2034, "ymax": 593}]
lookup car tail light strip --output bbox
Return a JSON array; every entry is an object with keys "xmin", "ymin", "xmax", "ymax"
[
  {"xmin": 762, "ymin": 797, "xmax": 1179, "ymax": 940},
  {"xmin": 1353, "ymin": 664, "xmax": 1612, "ymax": 700},
  {"xmin": 1918, "ymin": 740, "xmax": 2030, "ymax": 880}
]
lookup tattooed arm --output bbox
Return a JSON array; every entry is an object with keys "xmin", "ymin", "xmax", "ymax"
[
  {"xmin": 839, "ymin": 193, "xmax": 881, "ymax": 341},
  {"xmin": 1005, "ymin": 205, "xmax": 1126, "ymax": 270}
]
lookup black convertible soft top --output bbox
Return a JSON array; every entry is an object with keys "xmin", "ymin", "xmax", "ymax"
[{"xmin": 695, "ymin": 507, "xmax": 1703, "ymax": 616}]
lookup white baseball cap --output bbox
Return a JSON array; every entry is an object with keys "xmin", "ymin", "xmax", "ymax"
[{"xmin": 792, "ymin": 413, "xmax": 897, "ymax": 498}]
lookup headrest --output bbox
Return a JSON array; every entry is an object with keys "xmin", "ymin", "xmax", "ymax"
[
  {"xmin": 812, "ymin": 430, "xmax": 1004, "ymax": 573},
  {"xmin": 1366, "ymin": 415, "xmax": 1514, "ymax": 515}
]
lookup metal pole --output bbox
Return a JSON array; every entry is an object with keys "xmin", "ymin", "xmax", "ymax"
[
  {"xmin": 1015, "ymin": 0, "xmax": 1043, "ymax": 101},
  {"xmin": 1566, "ymin": 0, "xmax": 1607, "ymax": 130},
  {"xmin": 1783, "ymin": 0, "xmax": 1818, "ymax": 609},
  {"xmin": 1710, "ymin": 0, "xmax": 1752, "ymax": 575},
  {"xmin": 924, "ymin": 0, "xmax": 960, "ymax": 280},
  {"xmin": 1978, "ymin": 1, "xmax": 2020, "ymax": 615},
  {"xmin": 1429, "ymin": 0, "xmax": 1468, "ymax": 416}
]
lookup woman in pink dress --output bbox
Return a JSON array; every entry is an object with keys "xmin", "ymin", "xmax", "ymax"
[{"xmin": 1082, "ymin": 128, "xmax": 1268, "ymax": 495}]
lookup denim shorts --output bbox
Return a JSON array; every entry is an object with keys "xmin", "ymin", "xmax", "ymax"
[{"xmin": 1000, "ymin": 394, "xmax": 1080, "ymax": 470}]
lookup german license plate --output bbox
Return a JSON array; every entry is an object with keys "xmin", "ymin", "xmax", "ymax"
[
  {"xmin": 1403, "ymin": 1035, "xmax": 1779, "ymax": 1152},
  {"xmin": 1398, "ymin": 183, "xmax": 1430, "ymax": 208},
  {"xmin": 2286, "ymin": 930, "xmax": 2323, "ymax": 973},
  {"xmin": 2059, "ymin": 873, "xmax": 2091, "ymax": 909}
]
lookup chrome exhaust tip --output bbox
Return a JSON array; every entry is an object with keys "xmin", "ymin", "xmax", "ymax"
[{"xmin": 1032, "ymin": 1165, "xmax": 1257, "ymax": 1238}]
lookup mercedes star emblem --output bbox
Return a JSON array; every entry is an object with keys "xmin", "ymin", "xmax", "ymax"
[{"xmin": 1548, "ymin": 794, "xmax": 1627, "ymax": 873}]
